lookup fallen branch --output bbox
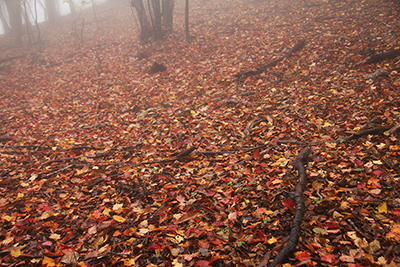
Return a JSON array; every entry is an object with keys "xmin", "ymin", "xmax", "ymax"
[
  {"xmin": 0, "ymin": 53, "xmax": 30, "ymax": 64},
  {"xmin": 341, "ymin": 126, "xmax": 390, "ymax": 142},
  {"xmin": 234, "ymin": 39, "xmax": 305, "ymax": 80},
  {"xmin": 264, "ymin": 147, "xmax": 312, "ymax": 267},
  {"xmin": 132, "ymin": 146, "xmax": 197, "ymax": 167},
  {"xmin": 244, "ymin": 116, "xmax": 269, "ymax": 136},
  {"xmin": 389, "ymin": 123, "xmax": 400, "ymax": 134},
  {"xmin": 364, "ymin": 48, "xmax": 400, "ymax": 64},
  {"xmin": 372, "ymin": 100, "xmax": 400, "ymax": 108},
  {"xmin": 0, "ymin": 136, "xmax": 17, "ymax": 142}
]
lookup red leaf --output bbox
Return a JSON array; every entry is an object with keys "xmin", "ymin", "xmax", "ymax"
[
  {"xmin": 198, "ymin": 239, "xmax": 209, "ymax": 248},
  {"xmin": 254, "ymin": 168, "xmax": 264, "ymax": 174},
  {"xmin": 321, "ymin": 253, "xmax": 336, "ymax": 263},
  {"xmin": 210, "ymin": 239, "xmax": 223, "ymax": 245},
  {"xmin": 254, "ymin": 149, "xmax": 260, "ymax": 159},
  {"xmin": 373, "ymin": 169, "xmax": 384, "ymax": 177},
  {"xmin": 196, "ymin": 260, "xmax": 209, "ymax": 267},
  {"xmin": 281, "ymin": 198, "xmax": 294, "ymax": 209},
  {"xmin": 147, "ymin": 242, "xmax": 163, "ymax": 251},
  {"xmin": 295, "ymin": 251, "xmax": 311, "ymax": 261},
  {"xmin": 353, "ymin": 159, "xmax": 364, "ymax": 166}
]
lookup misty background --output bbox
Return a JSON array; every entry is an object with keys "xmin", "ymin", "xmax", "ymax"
[{"xmin": 0, "ymin": 0, "xmax": 109, "ymax": 35}]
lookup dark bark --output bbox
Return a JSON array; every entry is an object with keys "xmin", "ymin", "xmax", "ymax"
[
  {"xmin": 234, "ymin": 39, "xmax": 306, "ymax": 80},
  {"xmin": 265, "ymin": 147, "xmax": 312, "ymax": 267},
  {"xmin": 132, "ymin": 146, "xmax": 197, "ymax": 167},
  {"xmin": 131, "ymin": 0, "xmax": 152, "ymax": 43},
  {"xmin": 364, "ymin": 48, "xmax": 400, "ymax": 64},
  {"xmin": 0, "ymin": 136, "xmax": 17, "ymax": 142},
  {"xmin": 131, "ymin": 0, "xmax": 175, "ymax": 43},
  {"xmin": 341, "ymin": 126, "xmax": 391, "ymax": 142}
]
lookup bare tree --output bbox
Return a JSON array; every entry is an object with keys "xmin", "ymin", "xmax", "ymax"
[
  {"xmin": 67, "ymin": 0, "xmax": 76, "ymax": 16},
  {"xmin": 4, "ymin": 0, "xmax": 23, "ymax": 45},
  {"xmin": 45, "ymin": 0, "xmax": 58, "ymax": 23},
  {"xmin": 185, "ymin": 0, "xmax": 190, "ymax": 42},
  {"xmin": 0, "ymin": 1, "xmax": 11, "ymax": 34},
  {"xmin": 162, "ymin": 0, "xmax": 173, "ymax": 32},
  {"xmin": 131, "ymin": 0, "xmax": 174, "ymax": 44}
]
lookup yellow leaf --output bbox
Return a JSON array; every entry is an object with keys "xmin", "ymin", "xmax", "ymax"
[
  {"xmin": 103, "ymin": 208, "xmax": 111, "ymax": 216},
  {"xmin": 378, "ymin": 202, "xmax": 387, "ymax": 213},
  {"xmin": 267, "ymin": 236, "xmax": 278, "ymax": 244},
  {"xmin": 123, "ymin": 258, "xmax": 136, "ymax": 266},
  {"xmin": 113, "ymin": 215, "xmax": 126, "ymax": 223},
  {"xmin": 2, "ymin": 215, "xmax": 14, "ymax": 222},
  {"xmin": 10, "ymin": 248, "xmax": 21, "ymax": 257}
]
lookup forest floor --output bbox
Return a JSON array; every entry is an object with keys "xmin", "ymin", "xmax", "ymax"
[{"xmin": 1, "ymin": 0, "xmax": 400, "ymax": 266}]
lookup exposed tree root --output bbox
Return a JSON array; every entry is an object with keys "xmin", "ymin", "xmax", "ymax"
[
  {"xmin": 132, "ymin": 146, "xmax": 197, "ymax": 167},
  {"xmin": 341, "ymin": 126, "xmax": 391, "ymax": 142},
  {"xmin": 364, "ymin": 48, "xmax": 400, "ymax": 64},
  {"xmin": 261, "ymin": 147, "xmax": 312, "ymax": 267},
  {"xmin": 234, "ymin": 39, "xmax": 305, "ymax": 81}
]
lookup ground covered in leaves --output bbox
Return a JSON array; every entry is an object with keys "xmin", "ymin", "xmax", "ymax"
[{"xmin": 1, "ymin": 0, "xmax": 400, "ymax": 266}]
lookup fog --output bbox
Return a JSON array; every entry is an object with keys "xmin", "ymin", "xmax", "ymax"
[{"xmin": 0, "ymin": 0, "xmax": 109, "ymax": 35}]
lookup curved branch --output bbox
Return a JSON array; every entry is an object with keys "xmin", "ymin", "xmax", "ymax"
[{"xmin": 264, "ymin": 147, "xmax": 312, "ymax": 267}]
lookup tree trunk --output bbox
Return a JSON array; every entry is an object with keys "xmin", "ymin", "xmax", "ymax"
[
  {"xmin": 90, "ymin": 0, "xmax": 100, "ymax": 29},
  {"xmin": 131, "ymin": 0, "xmax": 152, "ymax": 43},
  {"xmin": 22, "ymin": 0, "xmax": 33, "ymax": 44},
  {"xmin": 151, "ymin": 0, "xmax": 161, "ymax": 41},
  {"xmin": 185, "ymin": 0, "xmax": 190, "ymax": 42},
  {"xmin": 0, "ymin": 2, "xmax": 11, "ymax": 34},
  {"xmin": 5, "ymin": 0, "xmax": 23, "ymax": 45},
  {"xmin": 68, "ymin": 0, "xmax": 76, "ymax": 16},
  {"xmin": 162, "ymin": 0, "xmax": 174, "ymax": 32},
  {"xmin": 45, "ymin": 0, "xmax": 58, "ymax": 23}
]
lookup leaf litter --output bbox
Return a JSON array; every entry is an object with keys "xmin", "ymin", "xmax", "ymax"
[{"xmin": 0, "ymin": 0, "xmax": 400, "ymax": 266}]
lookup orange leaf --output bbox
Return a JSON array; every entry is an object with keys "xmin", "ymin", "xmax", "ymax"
[
  {"xmin": 42, "ymin": 257, "xmax": 56, "ymax": 267},
  {"xmin": 113, "ymin": 215, "xmax": 127, "ymax": 223},
  {"xmin": 295, "ymin": 251, "xmax": 311, "ymax": 261}
]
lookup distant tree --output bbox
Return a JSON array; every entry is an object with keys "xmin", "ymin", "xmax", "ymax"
[
  {"xmin": 4, "ymin": 0, "xmax": 23, "ymax": 45},
  {"xmin": 67, "ymin": 0, "xmax": 76, "ymax": 16},
  {"xmin": 131, "ymin": 0, "xmax": 174, "ymax": 44},
  {"xmin": 22, "ymin": 0, "xmax": 34, "ymax": 44},
  {"xmin": 162, "ymin": 0, "xmax": 173, "ymax": 31},
  {"xmin": 45, "ymin": 0, "xmax": 58, "ymax": 22},
  {"xmin": 0, "ymin": 1, "xmax": 11, "ymax": 34},
  {"xmin": 185, "ymin": 0, "xmax": 189, "ymax": 42}
]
